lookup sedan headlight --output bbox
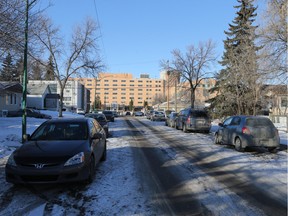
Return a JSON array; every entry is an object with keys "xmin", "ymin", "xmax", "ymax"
[
  {"xmin": 64, "ymin": 152, "xmax": 85, "ymax": 166},
  {"xmin": 7, "ymin": 153, "xmax": 17, "ymax": 167}
]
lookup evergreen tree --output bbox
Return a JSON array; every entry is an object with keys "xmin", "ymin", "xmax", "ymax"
[
  {"xmin": 0, "ymin": 53, "xmax": 15, "ymax": 81},
  {"xmin": 14, "ymin": 57, "xmax": 24, "ymax": 82},
  {"xmin": 31, "ymin": 61, "xmax": 43, "ymax": 80},
  {"xmin": 210, "ymin": 0, "xmax": 261, "ymax": 117},
  {"xmin": 45, "ymin": 55, "xmax": 55, "ymax": 80},
  {"xmin": 129, "ymin": 99, "xmax": 134, "ymax": 111}
]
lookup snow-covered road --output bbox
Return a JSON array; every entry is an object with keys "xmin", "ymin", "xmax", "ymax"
[{"xmin": 0, "ymin": 113, "xmax": 287, "ymax": 215}]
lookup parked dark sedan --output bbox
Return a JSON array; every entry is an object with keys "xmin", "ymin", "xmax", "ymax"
[
  {"xmin": 85, "ymin": 113, "xmax": 109, "ymax": 136},
  {"xmin": 7, "ymin": 108, "xmax": 52, "ymax": 119},
  {"xmin": 102, "ymin": 110, "xmax": 114, "ymax": 122},
  {"xmin": 5, "ymin": 118, "xmax": 106, "ymax": 184},
  {"xmin": 214, "ymin": 115, "xmax": 280, "ymax": 152}
]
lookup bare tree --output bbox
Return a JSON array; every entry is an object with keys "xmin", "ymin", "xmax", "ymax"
[
  {"xmin": 35, "ymin": 17, "xmax": 104, "ymax": 117},
  {"xmin": 258, "ymin": 0, "xmax": 287, "ymax": 83},
  {"xmin": 162, "ymin": 40, "xmax": 217, "ymax": 108},
  {"xmin": 0, "ymin": 0, "xmax": 50, "ymax": 60}
]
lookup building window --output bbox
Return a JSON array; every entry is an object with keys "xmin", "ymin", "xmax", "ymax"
[
  {"xmin": 121, "ymin": 80, "xmax": 126, "ymax": 82},
  {"xmin": 63, "ymin": 97, "xmax": 71, "ymax": 101},
  {"xmin": 104, "ymin": 84, "xmax": 109, "ymax": 86},
  {"xmin": 281, "ymin": 97, "xmax": 287, "ymax": 107},
  {"xmin": 9, "ymin": 94, "xmax": 17, "ymax": 105},
  {"xmin": 113, "ymin": 80, "xmax": 118, "ymax": 82}
]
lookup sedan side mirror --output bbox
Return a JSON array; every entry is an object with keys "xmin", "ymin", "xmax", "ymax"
[
  {"xmin": 218, "ymin": 123, "xmax": 224, "ymax": 127},
  {"xmin": 92, "ymin": 132, "xmax": 103, "ymax": 139}
]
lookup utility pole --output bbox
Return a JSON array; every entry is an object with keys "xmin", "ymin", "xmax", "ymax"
[
  {"xmin": 22, "ymin": 0, "xmax": 29, "ymax": 143},
  {"xmin": 22, "ymin": 0, "xmax": 36, "ymax": 143}
]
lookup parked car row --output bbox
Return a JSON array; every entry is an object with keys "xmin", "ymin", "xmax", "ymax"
[
  {"xmin": 165, "ymin": 109, "xmax": 280, "ymax": 153},
  {"xmin": 7, "ymin": 108, "xmax": 52, "ymax": 119}
]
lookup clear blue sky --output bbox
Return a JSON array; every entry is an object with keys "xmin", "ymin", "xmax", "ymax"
[{"xmin": 45, "ymin": 0, "xmax": 262, "ymax": 79}]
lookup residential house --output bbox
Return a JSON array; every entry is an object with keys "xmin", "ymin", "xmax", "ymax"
[{"xmin": 0, "ymin": 82, "xmax": 22, "ymax": 116}]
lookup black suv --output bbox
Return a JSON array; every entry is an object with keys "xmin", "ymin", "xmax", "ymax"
[{"xmin": 175, "ymin": 108, "xmax": 211, "ymax": 133}]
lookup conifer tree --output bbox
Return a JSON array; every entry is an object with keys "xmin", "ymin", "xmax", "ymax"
[
  {"xmin": 210, "ymin": 0, "xmax": 261, "ymax": 117},
  {"xmin": 31, "ymin": 61, "xmax": 43, "ymax": 80},
  {"xmin": 0, "ymin": 53, "xmax": 15, "ymax": 81},
  {"xmin": 14, "ymin": 57, "xmax": 24, "ymax": 82},
  {"xmin": 45, "ymin": 55, "xmax": 55, "ymax": 80}
]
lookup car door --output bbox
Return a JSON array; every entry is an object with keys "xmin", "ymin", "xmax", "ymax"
[
  {"xmin": 221, "ymin": 117, "xmax": 233, "ymax": 144},
  {"xmin": 88, "ymin": 119, "xmax": 101, "ymax": 162},
  {"xmin": 227, "ymin": 116, "xmax": 241, "ymax": 144},
  {"xmin": 92, "ymin": 119, "xmax": 105, "ymax": 160}
]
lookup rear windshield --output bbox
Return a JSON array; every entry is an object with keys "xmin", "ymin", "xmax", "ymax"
[
  {"xmin": 96, "ymin": 116, "xmax": 106, "ymax": 121},
  {"xmin": 190, "ymin": 111, "xmax": 208, "ymax": 117},
  {"xmin": 103, "ymin": 111, "xmax": 112, "ymax": 114},
  {"xmin": 246, "ymin": 118, "xmax": 274, "ymax": 127}
]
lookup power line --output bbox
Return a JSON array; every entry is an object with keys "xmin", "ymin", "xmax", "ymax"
[{"xmin": 93, "ymin": 0, "xmax": 107, "ymax": 62}]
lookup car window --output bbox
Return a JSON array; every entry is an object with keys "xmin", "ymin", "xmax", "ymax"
[
  {"xmin": 231, "ymin": 117, "xmax": 241, "ymax": 125},
  {"xmin": 223, "ymin": 117, "xmax": 233, "ymax": 126},
  {"xmin": 191, "ymin": 111, "xmax": 208, "ymax": 117},
  {"xmin": 246, "ymin": 118, "xmax": 274, "ymax": 127},
  {"xmin": 31, "ymin": 122, "xmax": 87, "ymax": 140},
  {"xmin": 92, "ymin": 119, "xmax": 102, "ymax": 131},
  {"xmin": 96, "ymin": 116, "xmax": 106, "ymax": 121},
  {"xmin": 88, "ymin": 119, "xmax": 98, "ymax": 136}
]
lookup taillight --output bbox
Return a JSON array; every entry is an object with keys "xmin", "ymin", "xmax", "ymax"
[
  {"xmin": 186, "ymin": 117, "xmax": 191, "ymax": 124},
  {"xmin": 242, "ymin": 127, "xmax": 251, "ymax": 134}
]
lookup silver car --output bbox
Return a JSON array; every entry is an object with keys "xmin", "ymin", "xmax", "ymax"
[{"xmin": 214, "ymin": 115, "xmax": 280, "ymax": 152}]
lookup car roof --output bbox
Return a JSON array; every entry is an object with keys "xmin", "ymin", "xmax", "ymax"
[{"xmin": 45, "ymin": 118, "xmax": 90, "ymax": 123}]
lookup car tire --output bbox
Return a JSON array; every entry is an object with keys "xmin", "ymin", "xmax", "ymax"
[
  {"xmin": 87, "ymin": 156, "xmax": 96, "ymax": 183},
  {"xmin": 101, "ymin": 143, "xmax": 107, "ymax": 161},
  {"xmin": 235, "ymin": 138, "xmax": 244, "ymax": 152},
  {"xmin": 268, "ymin": 147, "xmax": 277, "ymax": 153},
  {"xmin": 183, "ymin": 123, "xmax": 188, "ymax": 133},
  {"xmin": 214, "ymin": 133, "xmax": 221, "ymax": 144}
]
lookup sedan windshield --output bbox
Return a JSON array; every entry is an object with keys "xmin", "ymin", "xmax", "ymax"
[{"xmin": 31, "ymin": 122, "xmax": 88, "ymax": 141}]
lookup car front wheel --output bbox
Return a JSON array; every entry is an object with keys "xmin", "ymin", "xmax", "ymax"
[
  {"xmin": 87, "ymin": 156, "xmax": 96, "ymax": 183},
  {"xmin": 235, "ymin": 138, "xmax": 244, "ymax": 152},
  {"xmin": 101, "ymin": 143, "xmax": 107, "ymax": 161},
  {"xmin": 214, "ymin": 133, "xmax": 221, "ymax": 144},
  {"xmin": 183, "ymin": 123, "xmax": 188, "ymax": 133}
]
